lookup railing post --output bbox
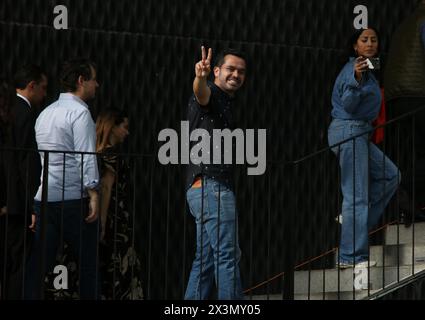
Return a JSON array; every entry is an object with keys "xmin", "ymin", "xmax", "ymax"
[
  {"xmin": 283, "ymin": 162, "xmax": 295, "ymax": 300},
  {"xmin": 38, "ymin": 150, "xmax": 49, "ymax": 299}
]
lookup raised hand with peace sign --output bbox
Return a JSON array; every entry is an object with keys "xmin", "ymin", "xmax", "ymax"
[
  {"xmin": 195, "ymin": 46, "xmax": 212, "ymax": 79},
  {"xmin": 193, "ymin": 46, "xmax": 213, "ymax": 106}
]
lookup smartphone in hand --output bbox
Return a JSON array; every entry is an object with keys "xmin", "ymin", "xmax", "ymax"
[{"xmin": 366, "ymin": 57, "xmax": 380, "ymax": 70}]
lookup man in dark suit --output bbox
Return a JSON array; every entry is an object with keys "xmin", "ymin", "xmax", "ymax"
[{"xmin": 1, "ymin": 65, "xmax": 47, "ymax": 299}]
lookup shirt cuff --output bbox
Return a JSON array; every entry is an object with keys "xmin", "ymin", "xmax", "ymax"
[
  {"xmin": 347, "ymin": 69, "xmax": 362, "ymax": 89},
  {"xmin": 85, "ymin": 180, "xmax": 99, "ymax": 190}
]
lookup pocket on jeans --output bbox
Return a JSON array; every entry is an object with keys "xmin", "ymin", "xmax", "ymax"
[
  {"xmin": 186, "ymin": 187, "xmax": 208, "ymax": 222},
  {"xmin": 212, "ymin": 187, "xmax": 236, "ymax": 221},
  {"xmin": 212, "ymin": 182, "xmax": 230, "ymax": 193},
  {"xmin": 349, "ymin": 121, "xmax": 370, "ymax": 131}
]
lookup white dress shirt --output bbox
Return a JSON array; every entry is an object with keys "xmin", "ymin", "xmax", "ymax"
[{"xmin": 34, "ymin": 93, "xmax": 99, "ymax": 201}]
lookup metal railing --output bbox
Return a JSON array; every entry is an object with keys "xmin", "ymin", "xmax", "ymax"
[
  {"xmin": 1, "ymin": 106, "xmax": 425, "ymax": 300},
  {"xmin": 242, "ymin": 105, "xmax": 425, "ymax": 300}
]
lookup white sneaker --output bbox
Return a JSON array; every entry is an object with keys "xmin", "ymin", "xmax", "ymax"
[
  {"xmin": 337, "ymin": 260, "xmax": 377, "ymax": 269},
  {"xmin": 355, "ymin": 260, "xmax": 377, "ymax": 268},
  {"xmin": 335, "ymin": 214, "xmax": 343, "ymax": 224}
]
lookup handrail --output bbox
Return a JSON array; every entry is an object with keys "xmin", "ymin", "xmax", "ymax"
[
  {"xmin": 0, "ymin": 146, "xmax": 156, "ymax": 158},
  {"xmin": 2, "ymin": 105, "xmax": 425, "ymax": 163},
  {"xmin": 292, "ymin": 104, "xmax": 425, "ymax": 165},
  {"xmin": 243, "ymin": 219, "xmax": 399, "ymax": 294}
]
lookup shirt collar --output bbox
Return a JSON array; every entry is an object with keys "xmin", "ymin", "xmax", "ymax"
[
  {"xmin": 16, "ymin": 93, "xmax": 31, "ymax": 109},
  {"xmin": 58, "ymin": 93, "xmax": 89, "ymax": 109},
  {"xmin": 210, "ymin": 82, "xmax": 234, "ymax": 102}
]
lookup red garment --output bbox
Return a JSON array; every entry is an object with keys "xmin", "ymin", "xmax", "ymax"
[{"xmin": 372, "ymin": 88, "xmax": 386, "ymax": 144}]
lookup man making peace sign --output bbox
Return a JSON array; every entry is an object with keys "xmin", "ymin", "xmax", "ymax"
[{"xmin": 185, "ymin": 46, "xmax": 247, "ymax": 300}]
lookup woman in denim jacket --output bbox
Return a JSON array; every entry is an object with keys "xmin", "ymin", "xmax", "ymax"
[{"xmin": 328, "ymin": 28, "xmax": 400, "ymax": 268}]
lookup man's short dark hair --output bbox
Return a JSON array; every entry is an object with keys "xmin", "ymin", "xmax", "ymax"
[
  {"xmin": 14, "ymin": 64, "xmax": 46, "ymax": 90},
  {"xmin": 214, "ymin": 49, "xmax": 247, "ymax": 68},
  {"xmin": 60, "ymin": 58, "xmax": 96, "ymax": 92}
]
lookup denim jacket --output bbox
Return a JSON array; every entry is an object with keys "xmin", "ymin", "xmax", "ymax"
[{"xmin": 331, "ymin": 57, "xmax": 381, "ymax": 121}]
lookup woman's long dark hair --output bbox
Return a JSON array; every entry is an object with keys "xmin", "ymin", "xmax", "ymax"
[
  {"xmin": 339, "ymin": 27, "xmax": 382, "ymax": 85},
  {"xmin": 96, "ymin": 108, "xmax": 128, "ymax": 152},
  {"xmin": 344, "ymin": 27, "xmax": 381, "ymax": 59}
]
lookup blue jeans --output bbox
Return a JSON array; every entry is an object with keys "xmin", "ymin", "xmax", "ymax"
[
  {"xmin": 185, "ymin": 178, "xmax": 244, "ymax": 300},
  {"xmin": 24, "ymin": 199, "xmax": 99, "ymax": 299},
  {"xmin": 328, "ymin": 119, "xmax": 400, "ymax": 264}
]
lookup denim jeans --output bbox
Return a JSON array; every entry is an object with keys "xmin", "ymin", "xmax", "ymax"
[
  {"xmin": 328, "ymin": 119, "xmax": 400, "ymax": 264},
  {"xmin": 185, "ymin": 178, "xmax": 244, "ymax": 300},
  {"xmin": 24, "ymin": 199, "xmax": 99, "ymax": 299}
]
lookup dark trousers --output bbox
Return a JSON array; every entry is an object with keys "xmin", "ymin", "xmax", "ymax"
[
  {"xmin": 386, "ymin": 98, "xmax": 425, "ymax": 213},
  {"xmin": 0, "ymin": 214, "xmax": 32, "ymax": 299},
  {"xmin": 24, "ymin": 199, "xmax": 99, "ymax": 300}
]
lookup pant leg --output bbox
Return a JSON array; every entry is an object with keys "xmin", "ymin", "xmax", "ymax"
[
  {"xmin": 24, "ymin": 202, "xmax": 59, "ymax": 300},
  {"xmin": 185, "ymin": 186, "xmax": 215, "ymax": 300},
  {"xmin": 62, "ymin": 199, "xmax": 99, "ymax": 300},
  {"xmin": 368, "ymin": 143, "xmax": 400, "ymax": 228},
  {"xmin": 329, "ymin": 120, "xmax": 370, "ymax": 264},
  {"xmin": 4, "ymin": 215, "xmax": 27, "ymax": 299},
  {"xmin": 205, "ymin": 180, "xmax": 243, "ymax": 300}
]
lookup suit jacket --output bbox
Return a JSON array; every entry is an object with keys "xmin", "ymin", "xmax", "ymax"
[{"xmin": 4, "ymin": 96, "xmax": 41, "ymax": 216}]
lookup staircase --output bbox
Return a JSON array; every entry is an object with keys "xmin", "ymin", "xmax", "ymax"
[{"xmin": 252, "ymin": 222, "xmax": 425, "ymax": 300}]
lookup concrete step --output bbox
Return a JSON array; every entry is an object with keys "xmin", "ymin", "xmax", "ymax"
[
  {"xmin": 386, "ymin": 222, "xmax": 425, "ymax": 245},
  {"xmin": 250, "ymin": 223, "xmax": 425, "ymax": 300},
  {"xmin": 293, "ymin": 263, "xmax": 425, "ymax": 294},
  {"xmin": 250, "ymin": 290, "xmax": 380, "ymax": 300},
  {"xmin": 294, "ymin": 290, "xmax": 380, "ymax": 300},
  {"xmin": 341, "ymin": 244, "xmax": 425, "ymax": 267}
]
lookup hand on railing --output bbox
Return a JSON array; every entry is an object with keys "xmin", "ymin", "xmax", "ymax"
[{"xmin": 0, "ymin": 206, "xmax": 7, "ymax": 216}]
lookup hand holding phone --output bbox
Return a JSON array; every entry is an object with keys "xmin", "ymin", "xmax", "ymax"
[
  {"xmin": 354, "ymin": 56, "xmax": 369, "ymax": 81},
  {"xmin": 365, "ymin": 57, "xmax": 380, "ymax": 70}
]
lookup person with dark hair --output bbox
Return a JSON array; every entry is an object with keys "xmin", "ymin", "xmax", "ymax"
[
  {"xmin": 328, "ymin": 29, "xmax": 400, "ymax": 269},
  {"xmin": 384, "ymin": 0, "xmax": 425, "ymax": 226},
  {"xmin": 0, "ymin": 64, "xmax": 47, "ymax": 299},
  {"xmin": 95, "ymin": 109, "xmax": 143, "ymax": 299},
  {"xmin": 25, "ymin": 58, "xmax": 100, "ymax": 300},
  {"xmin": 60, "ymin": 60, "xmax": 97, "ymax": 93},
  {"xmin": 184, "ymin": 47, "xmax": 246, "ymax": 300}
]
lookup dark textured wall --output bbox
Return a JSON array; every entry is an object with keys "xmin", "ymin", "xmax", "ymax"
[{"xmin": 0, "ymin": 0, "xmax": 420, "ymax": 299}]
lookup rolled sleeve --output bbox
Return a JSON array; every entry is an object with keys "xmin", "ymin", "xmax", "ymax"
[{"xmin": 72, "ymin": 109, "xmax": 99, "ymax": 190}]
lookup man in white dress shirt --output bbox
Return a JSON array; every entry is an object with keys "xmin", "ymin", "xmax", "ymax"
[{"xmin": 25, "ymin": 59, "xmax": 100, "ymax": 300}]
